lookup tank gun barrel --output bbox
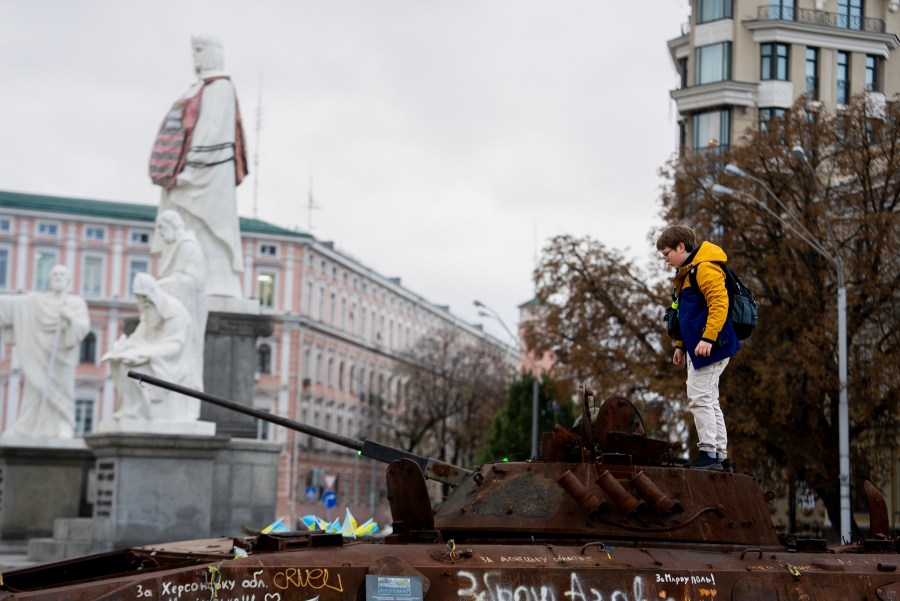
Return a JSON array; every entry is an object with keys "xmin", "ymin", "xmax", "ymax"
[{"xmin": 126, "ymin": 371, "xmax": 472, "ymax": 487}]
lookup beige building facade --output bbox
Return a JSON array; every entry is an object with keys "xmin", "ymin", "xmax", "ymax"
[{"xmin": 669, "ymin": 0, "xmax": 900, "ymax": 151}]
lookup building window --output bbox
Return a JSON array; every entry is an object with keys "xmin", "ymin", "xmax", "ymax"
[
  {"xmin": 695, "ymin": 42, "xmax": 732, "ymax": 85},
  {"xmin": 766, "ymin": 0, "xmax": 795, "ymax": 20},
  {"xmin": 82, "ymin": 255, "xmax": 104, "ymax": 297},
  {"xmin": 36, "ymin": 221, "xmax": 59, "ymax": 237},
  {"xmin": 837, "ymin": 51, "xmax": 850, "ymax": 105},
  {"xmin": 85, "ymin": 226, "xmax": 105, "ymax": 241},
  {"xmin": 260, "ymin": 244, "xmax": 277, "ymax": 257},
  {"xmin": 128, "ymin": 258, "xmax": 149, "ymax": 296},
  {"xmin": 677, "ymin": 57, "xmax": 688, "ymax": 89},
  {"xmin": 692, "ymin": 108, "xmax": 730, "ymax": 150},
  {"xmin": 361, "ymin": 305, "xmax": 367, "ymax": 339},
  {"xmin": 318, "ymin": 286, "xmax": 325, "ymax": 321},
  {"xmin": 130, "ymin": 230, "xmax": 150, "ymax": 245},
  {"xmin": 838, "ymin": 0, "xmax": 863, "ymax": 30},
  {"xmin": 697, "ymin": 0, "xmax": 732, "ymax": 23},
  {"xmin": 349, "ymin": 364, "xmax": 356, "ymax": 393},
  {"xmin": 74, "ymin": 399, "xmax": 94, "ymax": 436},
  {"xmin": 257, "ymin": 272, "xmax": 276, "ymax": 308},
  {"xmin": 329, "ymin": 293, "xmax": 336, "ymax": 325},
  {"xmin": 0, "ymin": 219, "xmax": 11, "ymax": 233},
  {"xmin": 0, "ymin": 248, "xmax": 8, "ymax": 289},
  {"xmin": 257, "ymin": 343, "xmax": 272, "ymax": 374},
  {"xmin": 865, "ymin": 55, "xmax": 882, "ymax": 92},
  {"xmin": 759, "ymin": 107, "xmax": 787, "ymax": 131},
  {"xmin": 761, "ymin": 43, "xmax": 789, "ymax": 81},
  {"xmin": 256, "ymin": 407, "xmax": 272, "ymax": 440},
  {"xmin": 350, "ymin": 303, "xmax": 356, "ymax": 334},
  {"xmin": 805, "ymin": 47, "xmax": 819, "ymax": 100},
  {"xmin": 34, "ymin": 250, "xmax": 58, "ymax": 291},
  {"xmin": 327, "ymin": 355, "xmax": 334, "ymax": 387},
  {"xmin": 80, "ymin": 332, "xmax": 97, "ymax": 363}
]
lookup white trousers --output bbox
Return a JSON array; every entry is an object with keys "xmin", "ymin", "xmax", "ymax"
[{"xmin": 686, "ymin": 356, "xmax": 729, "ymax": 456}]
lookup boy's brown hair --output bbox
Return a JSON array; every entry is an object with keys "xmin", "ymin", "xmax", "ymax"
[{"xmin": 656, "ymin": 225, "xmax": 697, "ymax": 252}]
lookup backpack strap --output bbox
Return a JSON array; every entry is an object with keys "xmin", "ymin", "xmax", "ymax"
[{"xmin": 688, "ymin": 262, "xmax": 728, "ymax": 301}]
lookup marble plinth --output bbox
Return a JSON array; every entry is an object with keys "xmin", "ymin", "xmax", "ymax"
[
  {"xmin": 85, "ymin": 432, "xmax": 231, "ymax": 551},
  {"xmin": 83, "ymin": 432, "xmax": 281, "ymax": 550},
  {"xmin": 96, "ymin": 418, "xmax": 216, "ymax": 436},
  {"xmin": 203, "ymin": 311, "xmax": 273, "ymax": 438},
  {"xmin": 0, "ymin": 439, "xmax": 93, "ymax": 540},
  {"xmin": 210, "ymin": 438, "xmax": 282, "ymax": 536}
]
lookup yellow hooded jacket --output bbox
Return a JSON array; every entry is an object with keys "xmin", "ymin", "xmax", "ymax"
[{"xmin": 673, "ymin": 241, "xmax": 731, "ymax": 352}]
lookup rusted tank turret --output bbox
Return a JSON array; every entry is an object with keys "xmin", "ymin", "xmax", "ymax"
[{"xmin": 2, "ymin": 374, "xmax": 897, "ymax": 601}]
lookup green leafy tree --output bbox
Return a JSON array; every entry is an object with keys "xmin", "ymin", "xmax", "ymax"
[{"xmin": 478, "ymin": 372, "xmax": 576, "ymax": 464}]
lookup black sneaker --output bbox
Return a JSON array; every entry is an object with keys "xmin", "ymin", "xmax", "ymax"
[
  {"xmin": 721, "ymin": 459, "xmax": 735, "ymax": 473},
  {"xmin": 689, "ymin": 453, "xmax": 724, "ymax": 471}
]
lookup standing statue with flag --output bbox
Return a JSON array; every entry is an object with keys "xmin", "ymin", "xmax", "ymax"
[{"xmin": 149, "ymin": 34, "xmax": 248, "ymax": 300}]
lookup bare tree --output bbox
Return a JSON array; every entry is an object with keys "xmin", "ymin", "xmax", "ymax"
[{"xmin": 387, "ymin": 326, "xmax": 509, "ymax": 471}]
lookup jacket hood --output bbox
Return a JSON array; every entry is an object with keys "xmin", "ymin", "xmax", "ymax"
[
  {"xmin": 675, "ymin": 241, "xmax": 728, "ymax": 283},
  {"xmin": 692, "ymin": 240, "xmax": 728, "ymax": 265}
]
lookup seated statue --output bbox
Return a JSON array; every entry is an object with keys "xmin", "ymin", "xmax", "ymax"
[
  {"xmin": 155, "ymin": 209, "xmax": 207, "ymax": 394},
  {"xmin": 0, "ymin": 265, "xmax": 90, "ymax": 438},
  {"xmin": 102, "ymin": 273, "xmax": 196, "ymax": 421}
]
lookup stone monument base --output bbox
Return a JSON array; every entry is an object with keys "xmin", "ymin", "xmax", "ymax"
[
  {"xmin": 207, "ymin": 296, "xmax": 259, "ymax": 314},
  {"xmin": 84, "ymin": 431, "xmax": 281, "ymax": 552},
  {"xmin": 0, "ymin": 439, "xmax": 93, "ymax": 540},
  {"xmin": 96, "ymin": 418, "xmax": 216, "ymax": 436},
  {"xmin": 203, "ymin": 311, "xmax": 273, "ymax": 438}
]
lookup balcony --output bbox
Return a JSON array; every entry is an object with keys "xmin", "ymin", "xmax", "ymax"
[{"xmin": 755, "ymin": 5, "xmax": 885, "ymax": 33}]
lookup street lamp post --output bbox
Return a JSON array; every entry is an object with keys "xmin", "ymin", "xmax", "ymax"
[
  {"xmin": 474, "ymin": 300, "xmax": 540, "ymax": 460},
  {"xmin": 713, "ymin": 159, "xmax": 851, "ymax": 543}
]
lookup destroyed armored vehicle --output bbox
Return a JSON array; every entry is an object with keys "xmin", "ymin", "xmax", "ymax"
[{"xmin": 1, "ymin": 372, "xmax": 897, "ymax": 600}]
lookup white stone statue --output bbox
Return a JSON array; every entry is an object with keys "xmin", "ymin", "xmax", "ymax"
[
  {"xmin": 102, "ymin": 273, "xmax": 197, "ymax": 421},
  {"xmin": 155, "ymin": 210, "xmax": 208, "ymax": 391},
  {"xmin": 0, "ymin": 265, "xmax": 90, "ymax": 438},
  {"xmin": 149, "ymin": 34, "xmax": 248, "ymax": 300}
]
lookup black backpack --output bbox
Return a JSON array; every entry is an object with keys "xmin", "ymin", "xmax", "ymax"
[{"xmin": 689, "ymin": 262, "xmax": 758, "ymax": 340}]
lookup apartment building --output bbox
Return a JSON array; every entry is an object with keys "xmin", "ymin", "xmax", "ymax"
[
  {"xmin": 0, "ymin": 189, "xmax": 512, "ymax": 526},
  {"xmin": 669, "ymin": 0, "xmax": 900, "ymax": 152}
]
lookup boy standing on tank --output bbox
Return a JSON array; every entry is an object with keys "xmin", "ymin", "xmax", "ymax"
[{"xmin": 657, "ymin": 225, "xmax": 739, "ymax": 471}]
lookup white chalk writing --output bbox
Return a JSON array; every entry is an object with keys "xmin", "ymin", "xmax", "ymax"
[
  {"xmin": 654, "ymin": 573, "xmax": 716, "ymax": 586},
  {"xmin": 457, "ymin": 571, "xmax": 654, "ymax": 601},
  {"xmin": 243, "ymin": 570, "xmax": 267, "ymax": 589}
]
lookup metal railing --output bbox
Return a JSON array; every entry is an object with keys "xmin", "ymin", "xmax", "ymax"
[{"xmin": 756, "ymin": 5, "xmax": 885, "ymax": 33}]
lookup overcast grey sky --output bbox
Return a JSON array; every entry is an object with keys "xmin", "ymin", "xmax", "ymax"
[{"xmin": 0, "ymin": 0, "xmax": 686, "ymax": 343}]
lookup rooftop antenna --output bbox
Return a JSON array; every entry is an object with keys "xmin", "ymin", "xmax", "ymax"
[
  {"xmin": 307, "ymin": 174, "xmax": 321, "ymax": 232},
  {"xmin": 252, "ymin": 74, "xmax": 264, "ymax": 219}
]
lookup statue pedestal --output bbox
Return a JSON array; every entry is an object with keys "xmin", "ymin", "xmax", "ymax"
[
  {"xmin": 95, "ymin": 418, "xmax": 216, "ymax": 436},
  {"xmin": 84, "ymin": 432, "xmax": 281, "ymax": 552},
  {"xmin": 85, "ymin": 432, "xmax": 230, "ymax": 551},
  {"xmin": 203, "ymin": 311, "xmax": 273, "ymax": 438},
  {"xmin": 210, "ymin": 438, "xmax": 282, "ymax": 535},
  {"xmin": 0, "ymin": 438, "xmax": 93, "ymax": 540}
]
